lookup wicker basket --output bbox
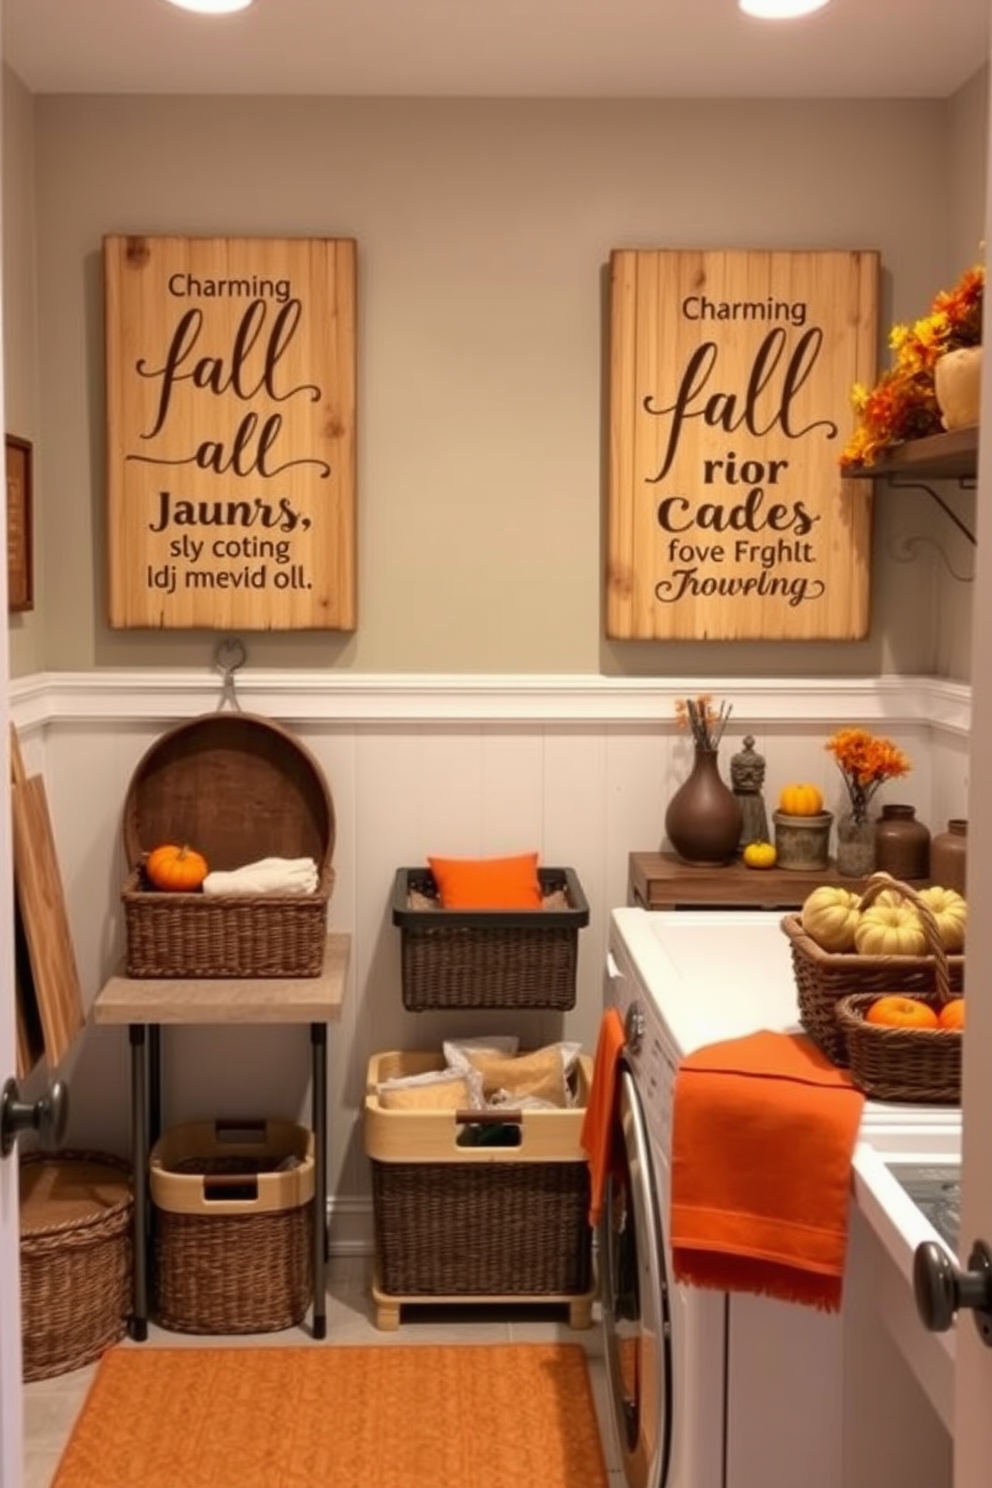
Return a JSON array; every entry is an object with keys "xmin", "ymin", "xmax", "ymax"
[
  {"xmin": 150, "ymin": 1119, "xmax": 314, "ymax": 1334},
  {"xmin": 365, "ymin": 1050, "xmax": 593, "ymax": 1298},
  {"xmin": 121, "ymin": 711, "xmax": 335, "ymax": 978},
  {"xmin": 20, "ymin": 1150, "xmax": 133, "ymax": 1381},
  {"xmin": 391, "ymin": 866, "xmax": 589, "ymax": 1011},
  {"xmin": 782, "ymin": 873, "xmax": 964, "ymax": 1066},
  {"xmin": 834, "ymin": 882, "xmax": 962, "ymax": 1103}
]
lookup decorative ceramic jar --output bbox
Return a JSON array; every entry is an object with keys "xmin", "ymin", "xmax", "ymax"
[
  {"xmin": 772, "ymin": 810, "xmax": 832, "ymax": 872},
  {"xmin": 664, "ymin": 746, "xmax": 743, "ymax": 866},
  {"xmin": 930, "ymin": 819, "xmax": 968, "ymax": 895},
  {"xmin": 874, "ymin": 804, "xmax": 930, "ymax": 881},
  {"xmin": 835, "ymin": 812, "xmax": 876, "ymax": 878}
]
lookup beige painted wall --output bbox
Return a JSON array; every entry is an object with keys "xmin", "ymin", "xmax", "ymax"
[
  {"xmin": 3, "ymin": 65, "xmax": 41, "ymax": 678},
  {"xmin": 5, "ymin": 86, "xmax": 986, "ymax": 677}
]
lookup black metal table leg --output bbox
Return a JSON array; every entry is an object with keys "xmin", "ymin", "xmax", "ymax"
[
  {"xmin": 148, "ymin": 1025, "xmax": 162, "ymax": 1150},
  {"xmin": 311, "ymin": 1022, "xmax": 328, "ymax": 1340},
  {"xmin": 128, "ymin": 1023, "xmax": 149, "ymax": 1341}
]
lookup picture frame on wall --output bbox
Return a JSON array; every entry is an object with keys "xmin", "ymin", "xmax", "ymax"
[{"xmin": 6, "ymin": 433, "xmax": 33, "ymax": 613}]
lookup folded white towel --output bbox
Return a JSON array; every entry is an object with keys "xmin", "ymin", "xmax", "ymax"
[{"xmin": 202, "ymin": 855, "xmax": 320, "ymax": 897}]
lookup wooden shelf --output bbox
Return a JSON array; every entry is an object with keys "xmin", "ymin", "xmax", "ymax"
[
  {"xmin": 844, "ymin": 426, "xmax": 978, "ymax": 482},
  {"xmin": 627, "ymin": 851, "xmax": 928, "ymax": 912}
]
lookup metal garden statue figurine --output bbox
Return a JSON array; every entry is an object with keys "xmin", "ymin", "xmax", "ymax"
[{"xmin": 731, "ymin": 735, "xmax": 770, "ymax": 851}]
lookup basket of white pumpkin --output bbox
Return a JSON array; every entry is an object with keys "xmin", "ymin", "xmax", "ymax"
[{"xmin": 780, "ymin": 873, "xmax": 965, "ymax": 1068}]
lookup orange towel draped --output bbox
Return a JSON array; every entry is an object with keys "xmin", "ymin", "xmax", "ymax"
[
  {"xmin": 580, "ymin": 1008, "xmax": 626, "ymax": 1228},
  {"xmin": 669, "ymin": 1029, "xmax": 865, "ymax": 1312}
]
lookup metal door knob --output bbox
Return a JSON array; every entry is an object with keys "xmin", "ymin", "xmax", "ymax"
[
  {"xmin": 0, "ymin": 1077, "xmax": 69, "ymax": 1157},
  {"xmin": 914, "ymin": 1238, "xmax": 992, "ymax": 1347}
]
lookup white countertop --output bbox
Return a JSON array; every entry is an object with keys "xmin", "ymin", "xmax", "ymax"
[{"xmin": 609, "ymin": 905, "xmax": 962, "ymax": 1136}]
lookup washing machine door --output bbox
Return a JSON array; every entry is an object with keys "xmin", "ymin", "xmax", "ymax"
[{"xmin": 600, "ymin": 1062, "xmax": 672, "ymax": 1488}]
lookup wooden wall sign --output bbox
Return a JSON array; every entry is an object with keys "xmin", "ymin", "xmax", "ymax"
[
  {"xmin": 607, "ymin": 249, "xmax": 879, "ymax": 641},
  {"xmin": 104, "ymin": 235, "xmax": 357, "ymax": 631}
]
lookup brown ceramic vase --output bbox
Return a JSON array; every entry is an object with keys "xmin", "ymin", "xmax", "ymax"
[{"xmin": 665, "ymin": 747, "xmax": 743, "ymax": 866}]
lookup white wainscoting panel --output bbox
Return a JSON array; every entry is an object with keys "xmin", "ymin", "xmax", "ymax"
[{"xmin": 10, "ymin": 671, "xmax": 970, "ymax": 1255}]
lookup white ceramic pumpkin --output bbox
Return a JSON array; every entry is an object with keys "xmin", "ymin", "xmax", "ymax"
[
  {"xmin": 854, "ymin": 903, "xmax": 928, "ymax": 958},
  {"xmin": 916, "ymin": 885, "xmax": 967, "ymax": 952},
  {"xmin": 800, "ymin": 885, "xmax": 861, "ymax": 953}
]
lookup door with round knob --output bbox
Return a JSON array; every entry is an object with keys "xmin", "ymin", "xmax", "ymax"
[
  {"xmin": 0, "ymin": 1077, "xmax": 69, "ymax": 1158},
  {"xmin": 914, "ymin": 1238, "xmax": 992, "ymax": 1347}
]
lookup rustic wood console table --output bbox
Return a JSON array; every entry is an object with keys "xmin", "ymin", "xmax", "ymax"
[
  {"xmin": 92, "ymin": 932, "xmax": 350, "ymax": 1342},
  {"xmin": 628, "ymin": 851, "xmax": 925, "ymax": 911}
]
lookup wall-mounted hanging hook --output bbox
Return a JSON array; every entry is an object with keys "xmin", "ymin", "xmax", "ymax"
[{"xmin": 214, "ymin": 637, "xmax": 247, "ymax": 711}]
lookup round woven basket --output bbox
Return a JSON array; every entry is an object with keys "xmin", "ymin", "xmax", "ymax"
[
  {"xmin": 121, "ymin": 710, "xmax": 336, "ymax": 978},
  {"xmin": 150, "ymin": 1120, "xmax": 314, "ymax": 1334},
  {"xmin": 781, "ymin": 872, "xmax": 965, "ymax": 1066},
  {"xmin": 834, "ymin": 879, "xmax": 962, "ymax": 1104},
  {"xmin": 20, "ymin": 1151, "xmax": 133, "ymax": 1380}
]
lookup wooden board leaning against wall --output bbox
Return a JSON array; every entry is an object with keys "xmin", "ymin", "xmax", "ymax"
[
  {"xmin": 607, "ymin": 248, "xmax": 879, "ymax": 641},
  {"xmin": 9, "ymin": 728, "xmax": 85, "ymax": 1077}
]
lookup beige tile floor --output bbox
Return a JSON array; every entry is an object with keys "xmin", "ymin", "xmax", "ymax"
[{"xmin": 23, "ymin": 1254, "xmax": 623, "ymax": 1488}]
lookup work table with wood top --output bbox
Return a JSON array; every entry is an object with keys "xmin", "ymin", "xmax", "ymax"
[{"xmin": 93, "ymin": 932, "xmax": 350, "ymax": 1343}]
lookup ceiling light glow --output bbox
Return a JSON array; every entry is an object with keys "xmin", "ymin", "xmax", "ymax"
[
  {"xmin": 739, "ymin": 0, "xmax": 831, "ymax": 17},
  {"xmin": 163, "ymin": 0, "xmax": 254, "ymax": 15}
]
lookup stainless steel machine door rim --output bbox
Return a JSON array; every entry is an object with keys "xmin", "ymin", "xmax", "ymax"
[{"xmin": 600, "ymin": 1062, "xmax": 672, "ymax": 1488}]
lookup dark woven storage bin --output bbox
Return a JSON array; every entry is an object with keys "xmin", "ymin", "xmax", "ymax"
[
  {"xmin": 781, "ymin": 874, "xmax": 964, "ymax": 1066},
  {"xmin": 121, "ymin": 711, "xmax": 335, "ymax": 978},
  {"xmin": 20, "ymin": 1151, "xmax": 133, "ymax": 1381},
  {"xmin": 371, "ymin": 1160, "xmax": 592, "ymax": 1297},
  {"xmin": 391, "ymin": 866, "xmax": 589, "ymax": 1011},
  {"xmin": 150, "ymin": 1120, "xmax": 314, "ymax": 1334},
  {"xmin": 366, "ymin": 1051, "xmax": 593, "ymax": 1298}
]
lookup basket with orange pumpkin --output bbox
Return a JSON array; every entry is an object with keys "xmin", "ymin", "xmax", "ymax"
[{"xmin": 780, "ymin": 873, "xmax": 965, "ymax": 1094}]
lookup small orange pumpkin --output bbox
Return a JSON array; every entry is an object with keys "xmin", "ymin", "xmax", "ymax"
[
  {"xmin": 145, "ymin": 843, "xmax": 209, "ymax": 893},
  {"xmin": 937, "ymin": 998, "xmax": 965, "ymax": 1031},
  {"xmin": 865, "ymin": 995, "xmax": 939, "ymax": 1030},
  {"xmin": 778, "ymin": 782, "xmax": 824, "ymax": 817}
]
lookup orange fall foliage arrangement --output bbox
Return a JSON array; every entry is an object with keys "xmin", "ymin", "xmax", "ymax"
[{"xmin": 825, "ymin": 728, "xmax": 911, "ymax": 825}]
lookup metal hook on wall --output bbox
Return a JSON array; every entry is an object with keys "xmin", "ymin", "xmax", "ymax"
[{"xmin": 214, "ymin": 637, "xmax": 247, "ymax": 711}]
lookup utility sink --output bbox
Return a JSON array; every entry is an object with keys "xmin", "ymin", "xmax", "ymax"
[
  {"xmin": 851, "ymin": 1125, "xmax": 961, "ymax": 1433},
  {"xmin": 853, "ymin": 1126, "xmax": 961, "ymax": 1275}
]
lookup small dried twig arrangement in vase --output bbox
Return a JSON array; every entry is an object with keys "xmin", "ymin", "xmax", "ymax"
[{"xmin": 674, "ymin": 695, "xmax": 733, "ymax": 754}]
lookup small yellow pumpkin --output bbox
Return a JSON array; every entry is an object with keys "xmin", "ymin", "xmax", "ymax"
[
  {"xmin": 779, "ymin": 782, "xmax": 824, "ymax": 817},
  {"xmin": 743, "ymin": 840, "xmax": 777, "ymax": 869},
  {"xmin": 916, "ymin": 885, "xmax": 966, "ymax": 953},
  {"xmin": 800, "ymin": 885, "xmax": 861, "ymax": 952},
  {"xmin": 145, "ymin": 843, "xmax": 209, "ymax": 893},
  {"xmin": 854, "ymin": 903, "xmax": 927, "ymax": 958}
]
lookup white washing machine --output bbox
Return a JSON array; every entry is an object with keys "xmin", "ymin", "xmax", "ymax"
[{"xmin": 600, "ymin": 906, "xmax": 960, "ymax": 1488}]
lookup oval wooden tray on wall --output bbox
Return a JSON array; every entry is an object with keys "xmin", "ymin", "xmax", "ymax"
[{"xmin": 122, "ymin": 711, "xmax": 335, "ymax": 874}]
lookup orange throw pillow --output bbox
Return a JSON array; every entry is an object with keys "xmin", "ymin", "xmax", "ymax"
[{"xmin": 427, "ymin": 852, "xmax": 542, "ymax": 909}]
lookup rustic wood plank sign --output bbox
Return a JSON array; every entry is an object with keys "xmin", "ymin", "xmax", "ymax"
[
  {"xmin": 607, "ymin": 249, "xmax": 879, "ymax": 641},
  {"xmin": 105, "ymin": 235, "xmax": 357, "ymax": 631}
]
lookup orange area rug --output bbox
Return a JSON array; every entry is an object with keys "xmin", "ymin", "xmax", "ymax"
[{"xmin": 53, "ymin": 1342, "xmax": 608, "ymax": 1488}]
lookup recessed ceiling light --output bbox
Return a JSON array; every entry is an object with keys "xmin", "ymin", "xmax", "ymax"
[
  {"xmin": 739, "ymin": 0, "xmax": 831, "ymax": 17},
  {"xmin": 162, "ymin": 0, "xmax": 255, "ymax": 15}
]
